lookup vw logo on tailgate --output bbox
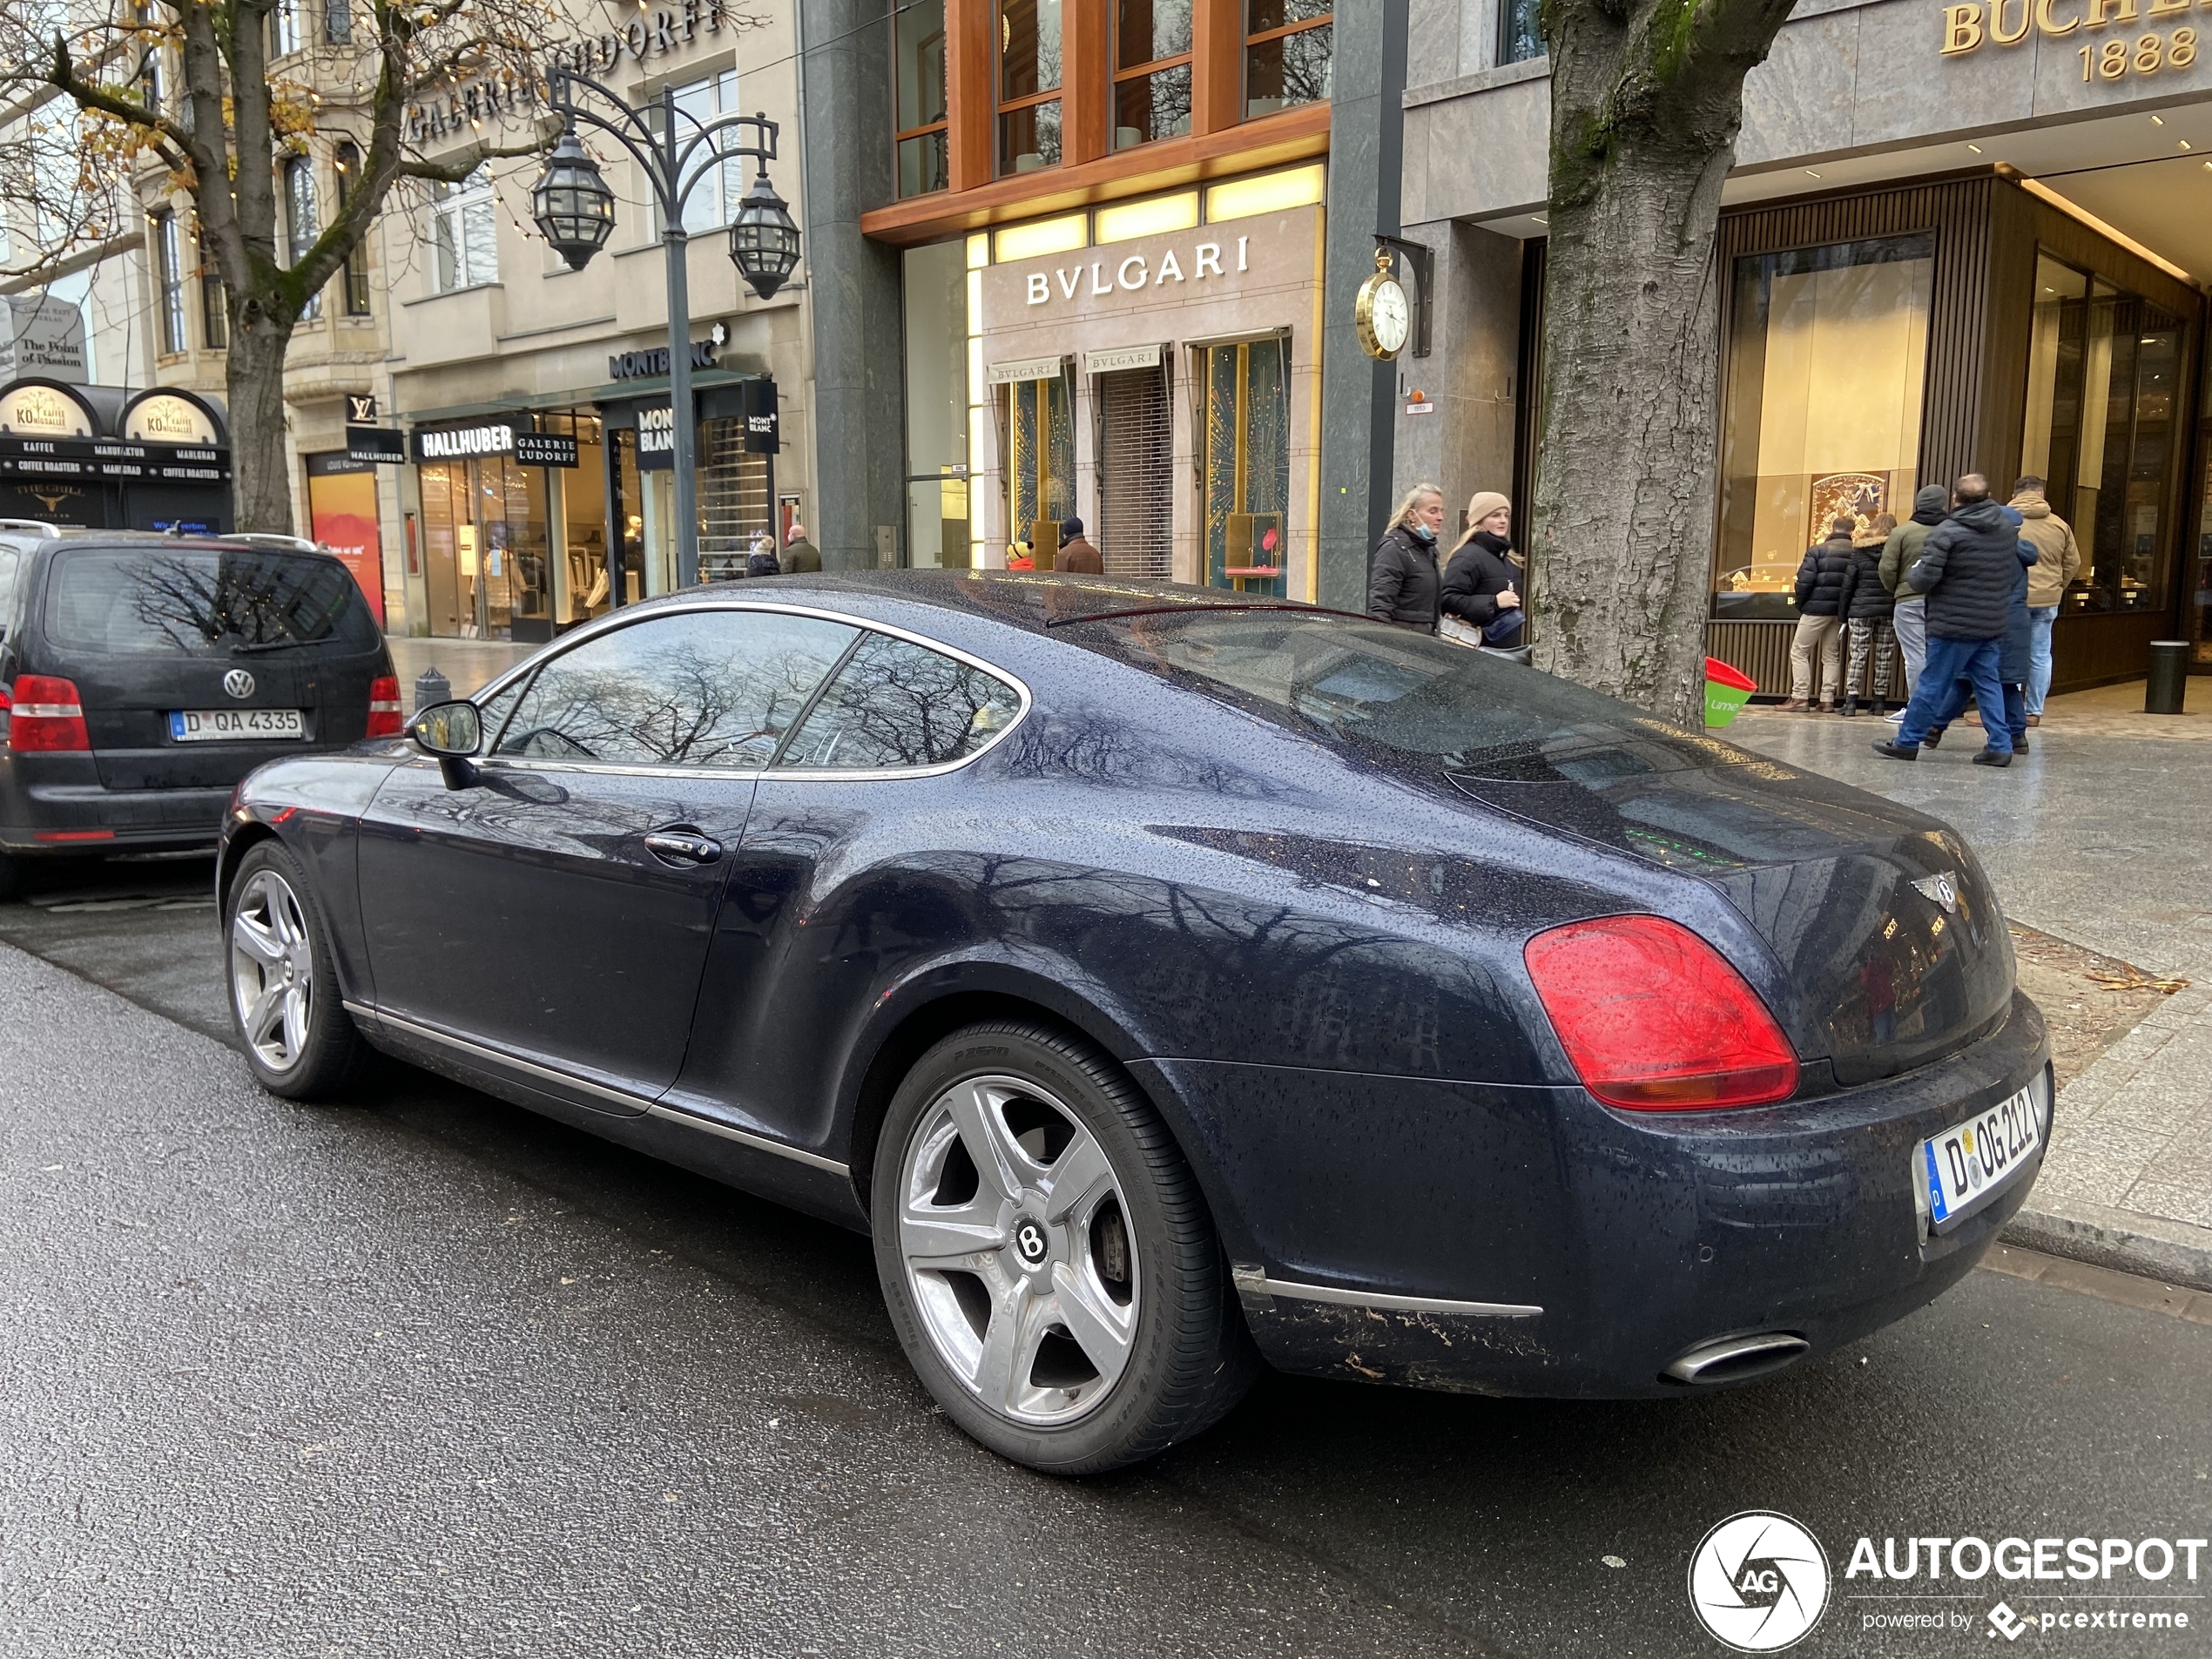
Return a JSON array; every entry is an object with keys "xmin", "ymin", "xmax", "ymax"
[{"xmin": 223, "ymin": 668, "xmax": 255, "ymax": 699}]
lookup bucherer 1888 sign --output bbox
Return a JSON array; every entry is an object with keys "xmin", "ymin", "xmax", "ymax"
[{"xmin": 1941, "ymin": 0, "xmax": 2201, "ymax": 82}]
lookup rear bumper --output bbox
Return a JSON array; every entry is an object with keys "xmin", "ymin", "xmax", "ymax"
[
  {"xmin": 0, "ymin": 753, "xmax": 232, "ymax": 853},
  {"xmin": 1138, "ymin": 989, "xmax": 2050, "ymax": 1399}
]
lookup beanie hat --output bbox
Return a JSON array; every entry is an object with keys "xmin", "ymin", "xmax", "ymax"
[{"xmin": 1465, "ymin": 491, "xmax": 1511, "ymax": 527}]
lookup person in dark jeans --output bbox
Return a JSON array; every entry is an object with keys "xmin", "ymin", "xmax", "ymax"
[
  {"xmin": 1873, "ymin": 474, "xmax": 2031, "ymax": 767},
  {"xmin": 1919, "ymin": 520, "xmax": 2036, "ymax": 756}
]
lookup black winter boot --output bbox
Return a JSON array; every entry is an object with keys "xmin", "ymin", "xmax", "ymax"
[{"xmin": 1840, "ymin": 698, "xmax": 1859, "ymax": 718}]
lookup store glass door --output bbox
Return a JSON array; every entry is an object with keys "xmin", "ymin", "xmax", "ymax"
[
  {"xmin": 1198, "ymin": 337, "xmax": 1290, "ymax": 594},
  {"xmin": 1003, "ymin": 371, "xmax": 1075, "ymax": 566}
]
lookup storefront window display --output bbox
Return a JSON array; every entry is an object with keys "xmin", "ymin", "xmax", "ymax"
[
  {"xmin": 2020, "ymin": 252, "xmax": 2178, "ymax": 617},
  {"xmin": 1715, "ymin": 234, "xmax": 1933, "ymax": 619},
  {"xmin": 416, "ymin": 449, "xmax": 548, "ymax": 640},
  {"xmin": 1198, "ymin": 335, "xmax": 1289, "ymax": 594},
  {"xmin": 1002, "ymin": 369, "xmax": 1076, "ymax": 562}
]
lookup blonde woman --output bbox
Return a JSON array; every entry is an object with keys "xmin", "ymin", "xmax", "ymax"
[
  {"xmin": 1440, "ymin": 490, "xmax": 1523, "ymax": 649},
  {"xmin": 1366, "ymin": 482, "xmax": 1447, "ymax": 631}
]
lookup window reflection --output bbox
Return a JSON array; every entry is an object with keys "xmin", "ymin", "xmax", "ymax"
[
  {"xmin": 494, "ymin": 612, "xmax": 858, "ymax": 768},
  {"xmin": 778, "ymin": 634, "xmax": 1021, "ymax": 769},
  {"xmin": 2020, "ymin": 252, "xmax": 2177, "ymax": 615}
]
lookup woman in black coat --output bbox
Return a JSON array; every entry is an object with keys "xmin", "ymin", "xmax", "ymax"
[
  {"xmin": 1366, "ymin": 484, "xmax": 1447, "ymax": 631},
  {"xmin": 1440, "ymin": 489, "xmax": 1523, "ymax": 648}
]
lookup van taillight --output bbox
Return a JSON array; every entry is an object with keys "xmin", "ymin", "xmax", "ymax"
[
  {"xmin": 9, "ymin": 674, "xmax": 90, "ymax": 752},
  {"xmin": 1523, "ymin": 914, "xmax": 1799, "ymax": 1110},
  {"xmin": 367, "ymin": 675, "xmax": 404, "ymax": 738}
]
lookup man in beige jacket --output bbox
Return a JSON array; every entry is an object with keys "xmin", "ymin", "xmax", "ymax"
[{"xmin": 2009, "ymin": 475, "xmax": 2081, "ymax": 725}]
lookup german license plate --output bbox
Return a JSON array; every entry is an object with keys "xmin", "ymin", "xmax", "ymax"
[
  {"xmin": 1919, "ymin": 1082, "xmax": 2042, "ymax": 1231},
  {"xmin": 170, "ymin": 708, "xmax": 306, "ymax": 742}
]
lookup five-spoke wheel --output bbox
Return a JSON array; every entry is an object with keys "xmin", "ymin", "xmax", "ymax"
[
  {"xmin": 223, "ymin": 840, "xmax": 364, "ymax": 1098},
  {"xmin": 899, "ymin": 1073, "xmax": 1139, "ymax": 1426},
  {"xmin": 873, "ymin": 1022, "xmax": 1253, "ymax": 1473},
  {"xmin": 230, "ymin": 867, "xmax": 315, "ymax": 1072}
]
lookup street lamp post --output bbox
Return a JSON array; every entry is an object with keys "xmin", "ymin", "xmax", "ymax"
[{"xmin": 531, "ymin": 66, "xmax": 801, "ymax": 590}]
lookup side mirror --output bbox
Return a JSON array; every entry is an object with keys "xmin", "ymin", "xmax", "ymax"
[{"xmin": 408, "ymin": 699, "xmax": 482, "ymax": 790}]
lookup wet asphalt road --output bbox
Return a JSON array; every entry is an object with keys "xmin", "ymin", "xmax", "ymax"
[{"xmin": 2, "ymin": 854, "xmax": 2209, "ymax": 1659}]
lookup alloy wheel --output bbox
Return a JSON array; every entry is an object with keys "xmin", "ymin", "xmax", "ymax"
[
  {"xmin": 230, "ymin": 868, "xmax": 315, "ymax": 1072},
  {"xmin": 898, "ymin": 1074, "xmax": 1139, "ymax": 1426}
]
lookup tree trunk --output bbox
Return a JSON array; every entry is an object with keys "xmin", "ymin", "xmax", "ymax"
[
  {"xmin": 1527, "ymin": 0, "xmax": 1796, "ymax": 726},
  {"xmin": 226, "ymin": 311, "xmax": 296, "ymax": 535},
  {"xmin": 1529, "ymin": 143, "xmax": 1730, "ymax": 728}
]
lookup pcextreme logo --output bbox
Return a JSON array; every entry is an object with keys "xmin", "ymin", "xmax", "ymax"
[{"xmin": 1689, "ymin": 1511, "xmax": 1832, "ymax": 1652}]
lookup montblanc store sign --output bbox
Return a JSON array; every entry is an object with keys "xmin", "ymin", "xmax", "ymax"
[{"xmin": 610, "ymin": 321, "xmax": 728, "ymax": 381}]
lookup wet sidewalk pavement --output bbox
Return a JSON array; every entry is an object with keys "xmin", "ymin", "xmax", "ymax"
[
  {"xmin": 1730, "ymin": 682, "xmax": 2212, "ymax": 1291},
  {"xmin": 386, "ymin": 635, "xmax": 536, "ymax": 705}
]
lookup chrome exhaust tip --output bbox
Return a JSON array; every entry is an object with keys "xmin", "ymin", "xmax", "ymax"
[{"xmin": 1662, "ymin": 1331, "xmax": 1811, "ymax": 1386}]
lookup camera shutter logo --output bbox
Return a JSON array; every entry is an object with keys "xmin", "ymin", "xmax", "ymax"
[
  {"xmin": 224, "ymin": 668, "xmax": 255, "ymax": 700},
  {"xmin": 1688, "ymin": 1511, "xmax": 1831, "ymax": 1652}
]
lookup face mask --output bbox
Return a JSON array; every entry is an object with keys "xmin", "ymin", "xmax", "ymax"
[{"xmin": 1410, "ymin": 523, "xmax": 1436, "ymax": 543}]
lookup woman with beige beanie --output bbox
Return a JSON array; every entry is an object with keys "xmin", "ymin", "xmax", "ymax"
[{"xmin": 1440, "ymin": 490, "xmax": 1523, "ymax": 649}]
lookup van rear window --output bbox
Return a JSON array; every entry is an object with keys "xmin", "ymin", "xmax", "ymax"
[{"xmin": 45, "ymin": 547, "xmax": 377, "ymax": 655}]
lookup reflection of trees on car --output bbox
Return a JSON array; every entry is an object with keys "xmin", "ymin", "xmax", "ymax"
[
  {"xmin": 498, "ymin": 632, "xmax": 844, "ymax": 767},
  {"xmin": 783, "ymin": 636, "xmax": 1019, "ymax": 768},
  {"xmin": 58, "ymin": 551, "xmax": 356, "ymax": 653}
]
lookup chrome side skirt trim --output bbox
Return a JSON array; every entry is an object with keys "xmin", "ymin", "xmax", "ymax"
[
  {"xmin": 644, "ymin": 1102, "xmax": 850, "ymax": 1177},
  {"xmin": 1235, "ymin": 1264, "xmax": 1541, "ymax": 1318},
  {"xmin": 347, "ymin": 1002, "xmax": 849, "ymax": 1177}
]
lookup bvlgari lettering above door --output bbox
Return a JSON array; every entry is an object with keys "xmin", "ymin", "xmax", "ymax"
[{"xmin": 1026, "ymin": 237, "xmax": 1249, "ymax": 305}]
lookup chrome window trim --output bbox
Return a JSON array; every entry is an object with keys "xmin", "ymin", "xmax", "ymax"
[
  {"xmin": 350, "ymin": 1001, "xmax": 850, "ymax": 1177},
  {"xmin": 462, "ymin": 597, "xmax": 1033, "ymax": 784}
]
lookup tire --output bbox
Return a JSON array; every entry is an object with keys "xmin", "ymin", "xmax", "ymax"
[
  {"xmin": 0, "ymin": 853, "xmax": 21, "ymax": 903},
  {"xmin": 873, "ymin": 1020, "xmax": 1255, "ymax": 1474},
  {"xmin": 225, "ymin": 840, "xmax": 366, "ymax": 1099}
]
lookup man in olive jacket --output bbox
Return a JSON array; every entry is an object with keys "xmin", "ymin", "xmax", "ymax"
[
  {"xmin": 2009, "ymin": 475, "xmax": 2081, "ymax": 724},
  {"xmin": 1874, "ymin": 474, "xmax": 2029, "ymax": 766},
  {"xmin": 1878, "ymin": 484, "xmax": 1949, "ymax": 709}
]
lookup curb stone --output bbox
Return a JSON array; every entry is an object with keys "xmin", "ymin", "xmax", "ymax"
[{"xmin": 2002, "ymin": 1203, "xmax": 2212, "ymax": 1295}]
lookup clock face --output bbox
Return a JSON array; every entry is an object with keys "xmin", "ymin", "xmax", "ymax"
[{"xmin": 1372, "ymin": 281, "xmax": 1409, "ymax": 352}]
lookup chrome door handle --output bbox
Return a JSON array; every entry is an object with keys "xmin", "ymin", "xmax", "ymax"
[{"xmin": 643, "ymin": 830, "xmax": 723, "ymax": 866}]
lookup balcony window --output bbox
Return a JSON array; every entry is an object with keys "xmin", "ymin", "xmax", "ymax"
[
  {"xmin": 334, "ymin": 142, "xmax": 371, "ymax": 315},
  {"xmin": 431, "ymin": 167, "xmax": 497, "ymax": 292},
  {"xmin": 197, "ymin": 232, "xmax": 228, "ymax": 348},
  {"xmin": 998, "ymin": 0, "xmax": 1062, "ymax": 174},
  {"xmin": 895, "ymin": 0, "xmax": 948, "ymax": 197},
  {"xmin": 267, "ymin": 0, "xmax": 300, "ymax": 58},
  {"xmin": 1113, "ymin": 0, "xmax": 1191, "ymax": 150},
  {"xmin": 1500, "ymin": 0, "xmax": 1543, "ymax": 65},
  {"xmin": 153, "ymin": 210, "xmax": 186, "ymax": 355},
  {"xmin": 287, "ymin": 157, "xmax": 321, "ymax": 320},
  {"xmin": 1244, "ymin": 0, "xmax": 1330, "ymax": 118}
]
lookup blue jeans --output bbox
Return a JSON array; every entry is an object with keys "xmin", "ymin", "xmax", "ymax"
[
  {"xmin": 1897, "ymin": 636, "xmax": 2012, "ymax": 753},
  {"xmin": 1931, "ymin": 682, "xmax": 2027, "ymax": 751},
  {"xmin": 1892, "ymin": 597, "xmax": 1927, "ymax": 700},
  {"xmin": 2027, "ymin": 605, "xmax": 2058, "ymax": 714}
]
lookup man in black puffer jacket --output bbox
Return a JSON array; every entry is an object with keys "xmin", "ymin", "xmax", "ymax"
[
  {"xmin": 1874, "ymin": 474, "xmax": 2028, "ymax": 766},
  {"xmin": 1783, "ymin": 516, "xmax": 1855, "ymax": 710},
  {"xmin": 1836, "ymin": 523, "xmax": 1897, "ymax": 718}
]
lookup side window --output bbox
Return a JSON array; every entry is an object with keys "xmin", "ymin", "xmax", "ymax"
[
  {"xmin": 492, "ymin": 610, "xmax": 859, "ymax": 768},
  {"xmin": 776, "ymin": 632, "xmax": 1022, "ymax": 770},
  {"xmin": 474, "ymin": 671, "xmax": 531, "ymax": 750}
]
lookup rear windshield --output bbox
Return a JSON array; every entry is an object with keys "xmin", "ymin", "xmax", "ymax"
[
  {"xmin": 1091, "ymin": 609, "xmax": 1738, "ymax": 781},
  {"xmin": 44, "ymin": 546, "xmax": 378, "ymax": 656}
]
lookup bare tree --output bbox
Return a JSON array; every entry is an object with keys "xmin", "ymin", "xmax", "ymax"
[
  {"xmin": 1529, "ymin": 0, "xmax": 1796, "ymax": 724},
  {"xmin": 1, "ymin": 0, "xmax": 563, "ymax": 532}
]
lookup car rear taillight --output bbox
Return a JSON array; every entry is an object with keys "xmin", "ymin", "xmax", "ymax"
[
  {"xmin": 9, "ymin": 674, "xmax": 90, "ymax": 752},
  {"xmin": 1523, "ymin": 914, "xmax": 1799, "ymax": 1110},
  {"xmin": 367, "ymin": 675, "xmax": 404, "ymax": 738}
]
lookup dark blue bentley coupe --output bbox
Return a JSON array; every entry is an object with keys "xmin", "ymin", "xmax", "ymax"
[{"xmin": 216, "ymin": 574, "xmax": 2050, "ymax": 1473}]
